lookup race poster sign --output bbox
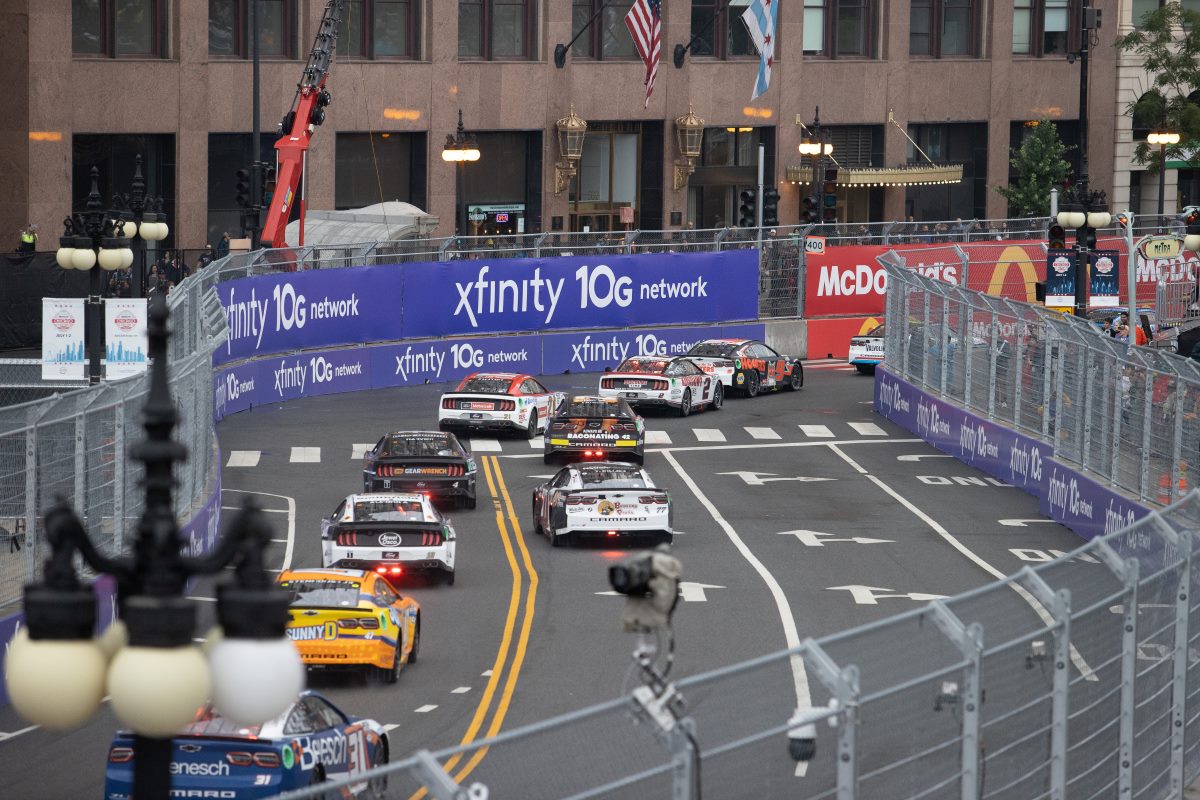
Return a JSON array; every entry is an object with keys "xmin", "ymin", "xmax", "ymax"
[
  {"xmin": 104, "ymin": 298, "xmax": 148, "ymax": 380},
  {"xmin": 42, "ymin": 298, "xmax": 86, "ymax": 381},
  {"xmin": 1088, "ymin": 250, "xmax": 1121, "ymax": 309},
  {"xmin": 1045, "ymin": 249, "xmax": 1076, "ymax": 307}
]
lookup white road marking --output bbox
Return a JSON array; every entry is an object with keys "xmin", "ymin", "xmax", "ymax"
[
  {"xmin": 223, "ymin": 489, "xmax": 297, "ymax": 571},
  {"xmin": 226, "ymin": 450, "xmax": 261, "ymax": 467},
  {"xmin": 289, "ymin": 447, "xmax": 321, "ymax": 463},
  {"xmin": 848, "ymin": 422, "xmax": 887, "ymax": 436},
  {"xmin": 745, "ymin": 426, "xmax": 781, "ymax": 440},
  {"xmin": 823, "ymin": 447, "xmax": 1098, "ymax": 681},
  {"xmin": 529, "ymin": 437, "xmax": 544, "ymax": 448},
  {"xmin": 415, "ymin": 705, "xmax": 438, "ymax": 713},
  {"xmin": 221, "ymin": 506, "xmax": 289, "ymax": 514},
  {"xmin": 451, "ymin": 687, "xmax": 472, "ymax": 694},
  {"xmin": 468, "ymin": 439, "xmax": 503, "ymax": 452},
  {"xmin": 799, "ymin": 425, "xmax": 834, "ymax": 438},
  {"xmin": 662, "ymin": 450, "xmax": 811, "ymax": 777},
  {"xmin": 999, "ymin": 519, "xmax": 1062, "ymax": 527},
  {"xmin": 897, "ymin": 454, "xmax": 953, "ymax": 462},
  {"xmin": 382, "ymin": 724, "xmax": 401, "ymax": 734},
  {"xmin": 498, "ymin": 438, "xmax": 922, "ymax": 459},
  {"xmin": 828, "ymin": 585, "xmax": 949, "ymax": 604},
  {"xmin": 679, "ymin": 582, "xmax": 724, "ymax": 602},
  {"xmin": 187, "ymin": 596, "xmax": 218, "ymax": 602},
  {"xmin": 528, "ymin": 474, "xmax": 556, "ymax": 480},
  {"xmin": 828, "ymin": 444, "xmax": 867, "ymax": 475},
  {"xmin": 645, "ymin": 430, "xmax": 672, "ymax": 444},
  {"xmin": 352, "ymin": 443, "xmax": 373, "ymax": 459},
  {"xmin": 0, "ymin": 725, "xmax": 40, "ymax": 742},
  {"xmin": 693, "ymin": 428, "xmax": 726, "ymax": 442},
  {"xmin": 779, "ymin": 530, "xmax": 893, "ymax": 547},
  {"xmin": 269, "ymin": 538, "xmax": 289, "ymax": 543},
  {"xmin": 718, "ymin": 470, "xmax": 835, "ymax": 486},
  {"xmin": 481, "ymin": 669, "xmax": 493, "ymax": 677}
]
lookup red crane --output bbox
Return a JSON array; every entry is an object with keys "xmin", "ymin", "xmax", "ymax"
[{"xmin": 260, "ymin": 0, "xmax": 344, "ymax": 248}]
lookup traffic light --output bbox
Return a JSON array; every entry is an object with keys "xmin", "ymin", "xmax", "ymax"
[
  {"xmin": 738, "ymin": 189, "xmax": 757, "ymax": 228},
  {"xmin": 801, "ymin": 195, "xmax": 818, "ymax": 225},
  {"xmin": 762, "ymin": 188, "xmax": 780, "ymax": 228},
  {"xmin": 1078, "ymin": 227, "xmax": 1097, "ymax": 250},
  {"xmin": 235, "ymin": 167, "xmax": 252, "ymax": 208},
  {"xmin": 1115, "ymin": 211, "xmax": 1131, "ymax": 230},
  {"xmin": 261, "ymin": 163, "xmax": 277, "ymax": 208},
  {"xmin": 1048, "ymin": 223, "xmax": 1067, "ymax": 249},
  {"xmin": 821, "ymin": 176, "xmax": 838, "ymax": 224}
]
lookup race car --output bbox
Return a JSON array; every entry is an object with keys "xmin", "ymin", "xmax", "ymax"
[
  {"xmin": 279, "ymin": 567, "xmax": 420, "ymax": 683},
  {"xmin": 321, "ymin": 492, "xmax": 457, "ymax": 585},
  {"xmin": 685, "ymin": 338, "xmax": 804, "ymax": 397},
  {"xmin": 544, "ymin": 396, "xmax": 645, "ymax": 466},
  {"xmin": 439, "ymin": 371, "xmax": 567, "ymax": 438},
  {"xmin": 532, "ymin": 461, "xmax": 672, "ymax": 547},
  {"xmin": 104, "ymin": 691, "xmax": 389, "ymax": 799},
  {"xmin": 848, "ymin": 322, "xmax": 885, "ymax": 374},
  {"xmin": 598, "ymin": 355, "xmax": 723, "ymax": 416},
  {"xmin": 362, "ymin": 430, "xmax": 477, "ymax": 509}
]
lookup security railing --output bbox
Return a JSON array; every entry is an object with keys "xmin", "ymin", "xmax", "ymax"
[{"xmin": 0, "ymin": 272, "xmax": 227, "ymax": 611}]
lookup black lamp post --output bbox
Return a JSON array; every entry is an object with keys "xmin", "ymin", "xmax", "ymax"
[
  {"xmin": 4, "ymin": 297, "xmax": 304, "ymax": 800},
  {"xmin": 441, "ymin": 110, "xmax": 481, "ymax": 238},
  {"xmin": 111, "ymin": 154, "xmax": 170, "ymax": 298}
]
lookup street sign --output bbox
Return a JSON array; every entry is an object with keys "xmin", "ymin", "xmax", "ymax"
[
  {"xmin": 1141, "ymin": 236, "xmax": 1182, "ymax": 259},
  {"xmin": 804, "ymin": 236, "xmax": 826, "ymax": 254}
]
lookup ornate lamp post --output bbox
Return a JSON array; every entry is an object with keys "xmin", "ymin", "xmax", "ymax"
[
  {"xmin": 554, "ymin": 106, "xmax": 588, "ymax": 195},
  {"xmin": 673, "ymin": 106, "xmax": 705, "ymax": 192},
  {"xmin": 1147, "ymin": 130, "xmax": 1181, "ymax": 220},
  {"xmin": 441, "ymin": 110, "xmax": 481, "ymax": 237},
  {"xmin": 798, "ymin": 108, "xmax": 833, "ymax": 224},
  {"xmin": 111, "ymin": 154, "xmax": 170, "ymax": 298},
  {"xmin": 4, "ymin": 296, "xmax": 304, "ymax": 800},
  {"xmin": 54, "ymin": 167, "xmax": 134, "ymax": 384}
]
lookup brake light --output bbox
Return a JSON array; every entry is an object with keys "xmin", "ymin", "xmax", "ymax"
[
  {"xmin": 442, "ymin": 398, "xmax": 454, "ymax": 409},
  {"xmin": 497, "ymin": 399, "xmax": 516, "ymax": 411},
  {"xmin": 109, "ymin": 747, "xmax": 134, "ymax": 763},
  {"xmin": 337, "ymin": 618, "xmax": 361, "ymax": 629},
  {"xmin": 614, "ymin": 423, "xmax": 636, "ymax": 431},
  {"xmin": 566, "ymin": 496, "xmax": 598, "ymax": 505},
  {"xmin": 388, "ymin": 567, "xmax": 402, "ymax": 575},
  {"xmin": 550, "ymin": 422, "xmax": 568, "ymax": 430},
  {"xmin": 359, "ymin": 617, "xmax": 381, "ymax": 628},
  {"xmin": 653, "ymin": 495, "xmax": 668, "ymax": 504},
  {"xmin": 253, "ymin": 752, "xmax": 281, "ymax": 768},
  {"xmin": 607, "ymin": 531, "xmax": 618, "ymax": 536},
  {"xmin": 226, "ymin": 752, "xmax": 254, "ymax": 767}
]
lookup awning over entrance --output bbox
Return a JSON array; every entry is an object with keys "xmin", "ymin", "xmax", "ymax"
[
  {"xmin": 785, "ymin": 163, "xmax": 964, "ymax": 187},
  {"xmin": 283, "ymin": 201, "xmax": 439, "ymax": 246}
]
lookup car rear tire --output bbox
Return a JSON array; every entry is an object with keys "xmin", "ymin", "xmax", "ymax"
[
  {"xmin": 462, "ymin": 493, "xmax": 477, "ymax": 510},
  {"xmin": 856, "ymin": 364, "xmax": 875, "ymax": 375},
  {"xmin": 380, "ymin": 648, "xmax": 402, "ymax": 684},
  {"xmin": 524, "ymin": 411, "xmax": 538, "ymax": 440},
  {"xmin": 445, "ymin": 570, "xmax": 455, "ymax": 586},
  {"xmin": 786, "ymin": 364, "xmax": 804, "ymax": 391},
  {"xmin": 744, "ymin": 371, "xmax": 760, "ymax": 398},
  {"xmin": 543, "ymin": 453, "xmax": 556, "ymax": 465},
  {"xmin": 368, "ymin": 743, "xmax": 389, "ymax": 798},
  {"xmin": 407, "ymin": 618, "xmax": 420, "ymax": 664},
  {"xmin": 678, "ymin": 389, "xmax": 692, "ymax": 418},
  {"xmin": 631, "ymin": 453, "xmax": 645, "ymax": 466},
  {"xmin": 710, "ymin": 382, "xmax": 724, "ymax": 411}
]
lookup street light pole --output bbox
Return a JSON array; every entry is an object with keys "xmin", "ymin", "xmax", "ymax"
[
  {"xmin": 1148, "ymin": 131, "xmax": 1180, "ymax": 222},
  {"xmin": 441, "ymin": 110, "xmax": 481, "ymax": 240},
  {"xmin": 111, "ymin": 155, "xmax": 170, "ymax": 298}
]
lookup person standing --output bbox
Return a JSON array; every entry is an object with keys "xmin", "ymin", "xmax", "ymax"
[
  {"xmin": 197, "ymin": 244, "xmax": 214, "ymax": 269},
  {"xmin": 17, "ymin": 224, "xmax": 37, "ymax": 253},
  {"xmin": 216, "ymin": 232, "xmax": 231, "ymax": 259}
]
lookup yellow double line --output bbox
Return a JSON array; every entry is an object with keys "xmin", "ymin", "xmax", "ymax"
[{"xmin": 411, "ymin": 455, "xmax": 538, "ymax": 798}]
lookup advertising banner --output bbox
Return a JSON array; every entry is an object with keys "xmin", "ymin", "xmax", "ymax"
[
  {"xmin": 215, "ymin": 252, "xmax": 759, "ymax": 364},
  {"xmin": 805, "ymin": 246, "xmax": 888, "ymax": 316},
  {"xmin": 104, "ymin": 298, "xmax": 148, "ymax": 380},
  {"xmin": 263, "ymin": 349, "xmax": 372, "ymax": 404},
  {"xmin": 368, "ymin": 336, "xmax": 542, "ymax": 389},
  {"xmin": 1044, "ymin": 249, "xmax": 1076, "ymax": 307},
  {"xmin": 1087, "ymin": 250, "xmax": 1121, "ymax": 309},
  {"xmin": 41, "ymin": 298, "xmax": 86, "ymax": 380},
  {"xmin": 541, "ymin": 324, "xmax": 764, "ymax": 374}
]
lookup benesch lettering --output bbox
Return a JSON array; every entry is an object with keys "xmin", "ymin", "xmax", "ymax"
[{"xmin": 169, "ymin": 761, "xmax": 231, "ymax": 778}]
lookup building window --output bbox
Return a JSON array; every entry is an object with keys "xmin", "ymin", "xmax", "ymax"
[
  {"xmin": 688, "ymin": 0, "xmax": 757, "ymax": 59},
  {"xmin": 1133, "ymin": 0, "xmax": 1200, "ymax": 28},
  {"xmin": 570, "ymin": 126, "xmax": 641, "ymax": 232},
  {"xmin": 804, "ymin": 0, "xmax": 873, "ymax": 57},
  {"xmin": 1012, "ymin": 0, "xmax": 1076, "ymax": 56},
  {"xmin": 209, "ymin": 0, "xmax": 298, "ymax": 59},
  {"xmin": 335, "ymin": 132, "xmax": 427, "ymax": 210},
  {"xmin": 73, "ymin": 0, "xmax": 168, "ymax": 58},
  {"xmin": 339, "ymin": 0, "xmax": 421, "ymax": 59},
  {"xmin": 571, "ymin": 0, "xmax": 637, "ymax": 59},
  {"xmin": 459, "ymin": 0, "xmax": 537, "ymax": 59},
  {"xmin": 910, "ymin": 0, "xmax": 975, "ymax": 57}
]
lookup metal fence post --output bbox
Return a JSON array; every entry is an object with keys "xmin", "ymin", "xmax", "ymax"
[
  {"xmin": 926, "ymin": 602, "xmax": 983, "ymax": 800},
  {"xmin": 1093, "ymin": 539, "xmax": 1139, "ymax": 798},
  {"xmin": 802, "ymin": 641, "xmax": 859, "ymax": 799},
  {"xmin": 922, "ymin": 292, "xmax": 931, "ymax": 388},
  {"xmin": 1043, "ymin": 342, "xmax": 1058, "ymax": 440},
  {"xmin": 1172, "ymin": 383, "xmax": 1186, "ymax": 502},
  {"xmin": 23, "ymin": 419, "xmax": 38, "ymax": 582},
  {"xmin": 986, "ymin": 312, "xmax": 998, "ymax": 418},
  {"xmin": 533, "ymin": 232, "xmax": 547, "ymax": 258},
  {"xmin": 1141, "ymin": 368, "xmax": 1155, "ymax": 501},
  {"xmin": 1081, "ymin": 350, "xmax": 1096, "ymax": 468},
  {"xmin": 1169, "ymin": 519, "xmax": 1191, "ymax": 795},
  {"xmin": 1112, "ymin": 359, "xmax": 1125, "ymax": 486},
  {"xmin": 74, "ymin": 407, "xmax": 86, "ymax": 518},
  {"xmin": 953, "ymin": 244, "xmax": 970, "ymax": 290},
  {"xmin": 113, "ymin": 397, "xmax": 126, "ymax": 552},
  {"xmin": 1018, "ymin": 568, "xmax": 1071, "ymax": 800}
]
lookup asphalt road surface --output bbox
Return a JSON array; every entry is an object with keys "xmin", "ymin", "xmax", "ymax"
[{"xmin": 0, "ymin": 362, "xmax": 1092, "ymax": 798}]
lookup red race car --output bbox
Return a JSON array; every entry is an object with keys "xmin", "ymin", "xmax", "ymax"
[
  {"xmin": 598, "ymin": 356, "xmax": 723, "ymax": 416},
  {"xmin": 685, "ymin": 339, "xmax": 804, "ymax": 397},
  {"xmin": 438, "ymin": 372, "xmax": 567, "ymax": 439}
]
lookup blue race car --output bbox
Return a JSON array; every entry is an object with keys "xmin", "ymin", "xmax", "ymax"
[{"xmin": 104, "ymin": 691, "xmax": 389, "ymax": 799}]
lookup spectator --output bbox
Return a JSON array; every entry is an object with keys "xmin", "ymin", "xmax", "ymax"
[
  {"xmin": 197, "ymin": 244, "xmax": 214, "ymax": 269},
  {"xmin": 216, "ymin": 232, "xmax": 231, "ymax": 258},
  {"xmin": 147, "ymin": 265, "xmax": 161, "ymax": 294},
  {"xmin": 17, "ymin": 223, "xmax": 37, "ymax": 253}
]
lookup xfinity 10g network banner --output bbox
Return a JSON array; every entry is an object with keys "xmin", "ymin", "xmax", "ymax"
[{"xmin": 214, "ymin": 251, "xmax": 758, "ymax": 365}]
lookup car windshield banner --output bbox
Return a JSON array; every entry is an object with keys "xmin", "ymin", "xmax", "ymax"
[
  {"xmin": 1088, "ymin": 249, "xmax": 1121, "ymax": 308},
  {"xmin": 214, "ymin": 251, "xmax": 758, "ymax": 364},
  {"xmin": 1045, "ymin": 249, "xmax": 1076, "ymax": 307}
]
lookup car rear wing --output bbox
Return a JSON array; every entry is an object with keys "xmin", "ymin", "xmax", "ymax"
[{"xmin": 564, "ymin": 488, "xmax": 669, "ymax": 505}]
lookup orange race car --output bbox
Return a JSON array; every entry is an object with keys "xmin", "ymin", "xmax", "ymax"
[{"xmin": 279, "ymin": 568, "xmax": 421, "ymax": 684}]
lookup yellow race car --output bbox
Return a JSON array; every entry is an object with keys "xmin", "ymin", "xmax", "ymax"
[{"xmin": 278, "ymin": 567, "xmax": 421, "ymax": 684}]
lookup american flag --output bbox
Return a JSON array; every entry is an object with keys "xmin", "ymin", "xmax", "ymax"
[{"xmin": 625, "ymin": 0, "xmax": 663, "ymax": 108}]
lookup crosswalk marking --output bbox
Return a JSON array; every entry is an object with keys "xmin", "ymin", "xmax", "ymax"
[
  {"xmin": 226, "ymin": 450, "xmax": 261, "ymax": 467},
  {"xmin": 529, "ymin": 437, "xmax": 544, "ymax": 449},
  {"xmin": 451, "ymin": 686, "xmax": 472, "ymax": 694},
  {"xmin": 799, "ymin": 425, "xmax": 834, "ymax": 438},
  {"xmin": 745, "ymin": 427, "xmax": 781, "ymax": 440},
  {"xmin": 848, "ymin": 422, "xmax": 887, "ymax": 436},
  {"xmin": 468, "ymin": 439, "xmax": 503, "ymax": 452},
  {"xmin": 414, "ymin": 705, "xmax": 437, "ymax": 713},
  {"xmin": 645, "ymin": 430, "xmax": 672, "ymax": 444},
  {"xmin": 693, "ymin": 428, "xmax": 726, "ymax": 442},
  {"xmin": 351, "ymin": 443, "xmax": 373, "ymax": 459},
  {"xmin": 290, "ymin": 447, "xmax": 321, "ymax": 463}
]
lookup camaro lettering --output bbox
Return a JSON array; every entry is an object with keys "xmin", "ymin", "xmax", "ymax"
[{"xmin": 170, "ymin": 792, "xmax": 237, "ymax": 799}]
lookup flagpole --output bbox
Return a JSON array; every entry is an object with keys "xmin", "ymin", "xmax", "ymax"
[{"xmin": 756, "ymin": 144, "xmax": 764, "ymax": 248}]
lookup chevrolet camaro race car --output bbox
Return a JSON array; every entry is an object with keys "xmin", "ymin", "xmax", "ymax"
[
  {"xmin": 848, "ymin": 322, "xmax": 885, "ymax": 374},
  {"xmin": 104, "ymin": 691, "xmax": 389, "ymax": 800},
  {"xmin": 532, "ymin": 461, "xmax": 672, "ymax": 547},
  {"xmin": 598, "ymin": 356, "xmax": 723, "ymax": 416},
  {"xmin": 321, "ymin": 492, "xmax": 457, "ymax": 585},
  {"xmin": 280, "ymin": 568, "xmax": 420, "ymax": 683},
  {"xmin": 685, "ymin": 339, "xmax": 804, "ymax": 397},
  {"xmin": 544, "ymin": 396, "xmax": 645, "ymax": 466},
  {"xmin": 438, "ymin": 371, "xmax": 567, "ymax": 438},
  {"xmin": 362, "ymin": 430, "xmax": 477, "ymax": 508}
]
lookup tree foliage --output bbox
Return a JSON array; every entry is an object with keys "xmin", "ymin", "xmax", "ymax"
[
  {"xmin": 995, "ymin": 120, "xmax": 1074, "ymax": 217},
  {"xmin": 1116, "ymin": 3, "xmax": 1200, "ymax": 173}
]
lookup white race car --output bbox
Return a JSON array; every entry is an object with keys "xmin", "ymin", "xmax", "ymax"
[
  {"xmin": 848, "ymin": 322, "xmax": 885, "ymax": 374},
  {"xmin": 321, "ymin": 492, "xmax": 457, "ymax": 585},
  {"xmin": 439, "ymin": 372, "xmax": 566, "ymax": 439},
  {"xmin": 598, "ymin": 356, "xmax": 722, "ymax": 416},
  {"xmin": 531, "ymin": 461, "xmax": 672, "ymax": 548}
]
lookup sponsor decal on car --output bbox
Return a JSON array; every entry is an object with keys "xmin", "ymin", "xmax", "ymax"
[
  {"xmin": 377, "ymin": 533, "xmax": 401, "ymax": 547},
  {"xmin": 169, "ymin": 761, "xmax": 231, "ymax": 778}
]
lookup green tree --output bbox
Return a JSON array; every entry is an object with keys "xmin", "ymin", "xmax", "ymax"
[
  {"xmin": 1116, "ymin": 3, "xmax": 1200, "ymax": 174},
  {"xmin": 994, "ymin": 120, "xmax": 1074, "ymax": 217}
]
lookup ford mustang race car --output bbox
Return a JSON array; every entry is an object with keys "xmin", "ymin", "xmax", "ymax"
[
  {"xmin": 104, "ymin": 691, "xmax": 388, "ymax": 799},
  {"xmin": 322, "ymin": 492, "xmax": 457, "ymax": 585},
  {"xmin": 439, "ymin": 371, "xmax": 567, "ymax": 438},
  {"xmin": 362, "ymin": 430, "xmax": 477, "ymax": 509},
  {"xmin": 598, "ymin": 356, "xmax": 723, "ymax": 416},
  {"xmin": 544, "ymin": 396, "xmax": 645, "ymax": 466},
  {"xmin": 685, "ymin": 338, "xmax": 803, "ymax": 397},
  {"xmin": 848, "ymin": 322, "xmax": 885, "ymax": 374},
  {"xmin": 532, "ymin": 461, "xmax": 672, "ymax": 547},
  {"xmin": 279, "ymin": 568, "xmax": 420, "ymax": 683}
]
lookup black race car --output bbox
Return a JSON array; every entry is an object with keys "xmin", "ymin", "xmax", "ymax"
[
  {"xmin": 362, "ymin": 431, "xmax": 478, "ymax": 509},
  {"xmin": 544, "ymin": 396, "xmax": 646, "ymax": 466},
  {"xmin": 685, "ymin": 338, "xmax": 804, "ymax": 397}
]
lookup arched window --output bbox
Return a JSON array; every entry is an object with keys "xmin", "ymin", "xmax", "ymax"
[{"xmin": 1131, "ymin": 90, "xmax": 1165, "ymax": 142}]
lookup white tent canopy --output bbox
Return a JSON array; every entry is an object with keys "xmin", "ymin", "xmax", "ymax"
[{"xmin": 283, "ymin": 201, "xmax": 439, "ymax": 246}]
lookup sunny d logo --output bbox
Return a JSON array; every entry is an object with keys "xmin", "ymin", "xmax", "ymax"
[
  {"xmin": 1051, "ymin": 256, "xmax": 1072, "ymax": 275},
  {"xmin": 114, "ymin": 311, "xmax": 138, "ymax": 331}
]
